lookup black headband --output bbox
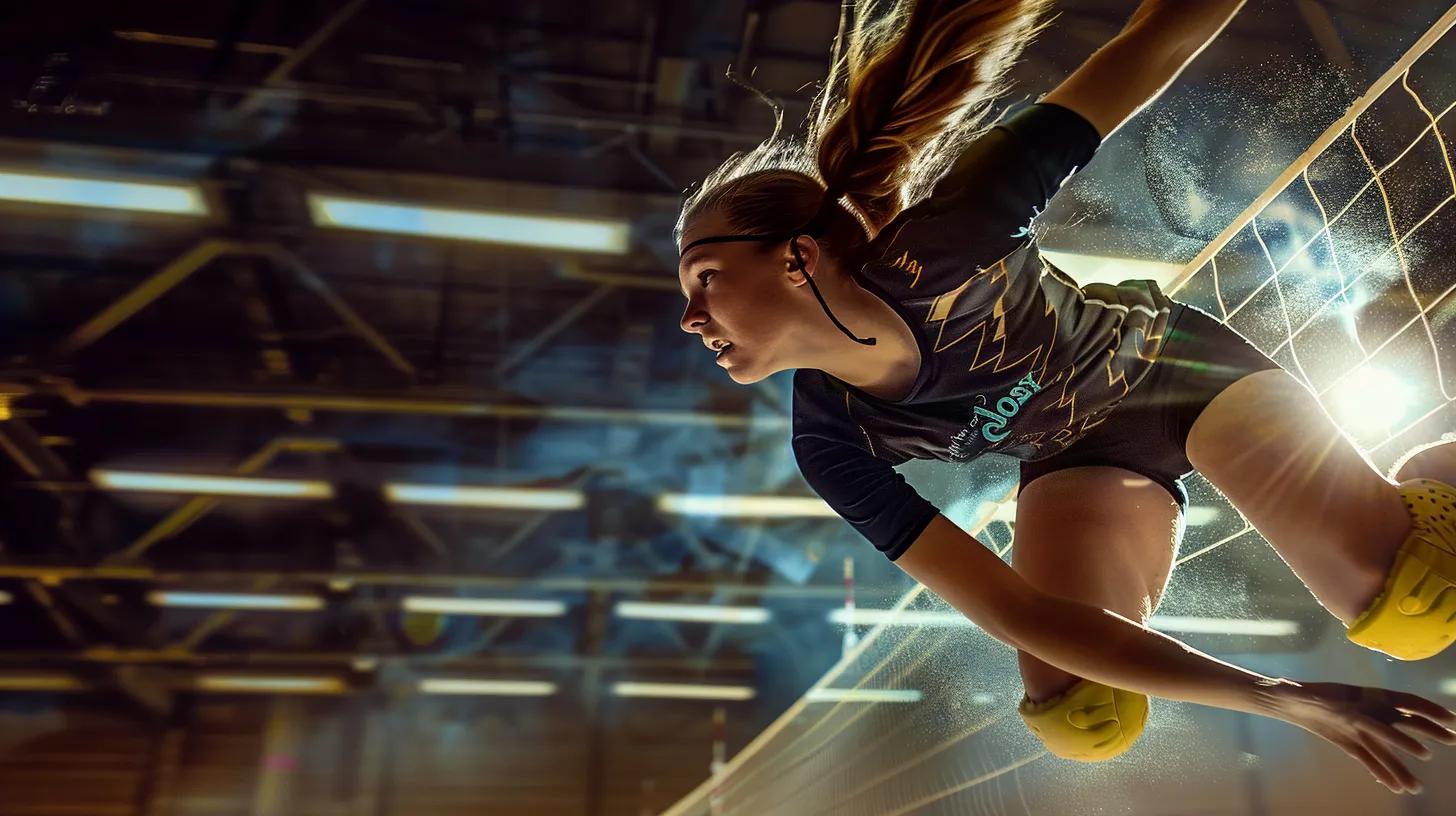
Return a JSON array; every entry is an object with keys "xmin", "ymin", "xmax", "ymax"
[{"xmin": 678, "ymin": 190, "xmax": 876, "ymax": 346}]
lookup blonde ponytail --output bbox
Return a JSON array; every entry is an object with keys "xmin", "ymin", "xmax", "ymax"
[
  {"xmin": 812, "ymin": 0, "xmax": 1052, "ymax": 238},
  {"xmin": 677, "ymin": 0, "xmax": 1051, "ymax": 259}
]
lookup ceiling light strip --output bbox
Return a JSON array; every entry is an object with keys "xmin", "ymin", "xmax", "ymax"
[
  {"xmin": 91, "ymin": 470, "xmax": 333, "ymax": 499},
  {"xmin": 611, "ymin": 682, "xmax": 755, "ymax": 701},
  {"xmin": 308, "ymin": 193, "xmax": 630, "ymax": 254},
  {"xmin": 401, "ymin": 597, "xmax": 567, "ymax": 617},
  {"xmin": 657, "ymin": 494, "xmax": 836, "ymax": 518},
  {"xmin": 615, "ymin": 601, "xmax": 771, "ymax": 625},
  {"xmin": 148, "ymin": 591, "xmax": 324, "ymax": 611},
  {"xmin": 0, "ymin": 170, "xmax": 208, "ymax": 215},
  {"xmin": 386, "ymin": 483, "xmax": 584, "ymax": 510},
  {"xmin": 418, "ymin": 678, "xmax": 558, "ymax": 696}
]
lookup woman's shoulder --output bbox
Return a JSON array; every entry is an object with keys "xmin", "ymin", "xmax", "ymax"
[{"xmin": 791, "ymin": 370, "xmax": 857, "ymax": 431}]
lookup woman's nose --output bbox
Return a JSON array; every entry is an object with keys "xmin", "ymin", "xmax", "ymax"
[{"xmin": 680, "ymin": 302, "xmax": 706, "ymax": 334}]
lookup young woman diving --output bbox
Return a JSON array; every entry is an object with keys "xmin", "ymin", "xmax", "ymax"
[{"xmin": 673, "ymin": 0, "xmax": 1456, "ymax": 795}]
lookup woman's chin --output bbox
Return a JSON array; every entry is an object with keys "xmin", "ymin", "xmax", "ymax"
[
  {"xmin": 725, "ymin": 362, "xmax": 778, "ymax": 385},
  {"xmin": 718, "ymin": 356, "xmax": 761, "ymax": 384},
  {"xmin": 714, "ymin": 347, "xmax": 777, "ymax": 384},
  {"xmin": 724, "ymin": 365, "xmax": 759, "ymax": 384}
]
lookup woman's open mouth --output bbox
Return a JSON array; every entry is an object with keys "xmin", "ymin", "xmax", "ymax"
[{"xmin": 714, "ymin": 341, "xmax": 735, "ymax": 363}]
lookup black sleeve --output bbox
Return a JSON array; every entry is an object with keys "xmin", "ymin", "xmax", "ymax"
[
  {"xmin": 873, "ymin": 102, "xmax": 1102, "ymax": 283},
  {"xmin": 792, "ymin": 432, "xmax": 941, "ymax": 561},
  {"xmin": 924, "ymin": 101, "xmax": 1102, "ymax": 226}
]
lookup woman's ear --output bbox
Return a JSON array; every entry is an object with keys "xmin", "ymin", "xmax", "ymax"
[{"xmin": 783, "ymin": 236, "xmax": 820, "ymax": 281}]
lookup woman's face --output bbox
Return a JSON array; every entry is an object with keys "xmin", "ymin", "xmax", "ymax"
[{"xmin": 677, "ymin": 209, "xmax": 818, "ymax": 385}]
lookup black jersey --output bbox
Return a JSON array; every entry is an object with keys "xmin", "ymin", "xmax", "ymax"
[{"xmin": 791, "ymin": 102, "xmax": 1175, "ymax": 561}]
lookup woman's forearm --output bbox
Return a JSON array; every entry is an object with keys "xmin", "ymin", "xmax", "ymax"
[
  {"xmin": 896, "ymin": 515, "xmax": 1296, "ymax": 718},
  {"xmin": 1122, "ymin": 0, "xmax": 1247, "ymax": 67},
  {"xmin": 1040, "ymin": 0, "xmax": 1248, "ymax": 139},
  {"xmin": 1008, "ymin": 592, "xmax": 1295, "ymax": 717}
]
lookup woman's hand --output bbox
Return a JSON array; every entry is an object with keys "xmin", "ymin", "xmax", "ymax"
[{"xmin": 1273, "ymin": 681, "xmax": 1456, "ymax": 794}]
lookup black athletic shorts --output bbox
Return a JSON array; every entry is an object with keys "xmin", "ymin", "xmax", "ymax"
[{"xmin": 1018, "ymin": 301, "xmax": 1284, "ymax": 511}]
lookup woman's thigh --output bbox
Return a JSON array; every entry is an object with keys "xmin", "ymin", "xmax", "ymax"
[{"xmin": 1011, "ymin": 465, "xmax": 1186, "ymax": 701}]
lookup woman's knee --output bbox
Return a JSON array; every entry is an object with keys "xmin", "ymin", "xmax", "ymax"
[
  {"xmin": 1018, "ymin": 678, "xmax": 1151, "ymax": 762},
  {"xmin": 1390, "ymin": 437, "xmax": 1456, "ymax": 484}
]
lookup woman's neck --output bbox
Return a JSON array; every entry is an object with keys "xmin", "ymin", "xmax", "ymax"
[{"xmin": 802, "ymin": 281, "xmax": 921, "ymax": 400}]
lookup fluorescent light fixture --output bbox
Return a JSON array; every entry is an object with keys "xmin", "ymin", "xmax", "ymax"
[
  {"xmin": 385, "ymin": 483, "xmax": 584, "ymax": 511},
  {"xmin": 1441, "ymin": 679, "xmax": 1456, "ymax": 696},
  {"xmin": 806, "ymin": 688, "xmax": 922, "ymax": 703},
  {"xmin": 657, "ymin": 493, "xmax": 835, "ymax": 518},
  {"xmin": 419, "ymin": 678, "xmax": 558, "ymax": 696},
  {"xmin": 1148, "ymin": 616, "xmax": 1299, "ymax": 637},
  {"xmin": 91, "ymin": 470, "xmax": 333, "ymax": 499},
  {"xmin": 979, "ymin": 499, "xmax": 1219, "ymax": 528},
  {"xmin": 615, "ymin": 601, "xmax": 771, "ymax": 625},
  {"xmin": 0, "ymin": 674, "xmax": 86, "ymax": 692},
  {"xmin": 308, "ymin": 193, "xmax": 630, "ymax": 254},
  {"xmin": 971, "ymin": 693, "xmax": 997, "ymax": 705},
  {"xmin": 402, "ymin": 596, "xmax": 567, "ymax": 617},
  {"xmin": 0, "ymin": 170, "xmax": 208, "ymax": 215},
  {"xmin": 612, "ymin": 682, "xmax": 756, "ymax": 701},
  {"xmin": 828, "ymin": 609, "xmax": 977, "ymax": 628},
  {"xmin": 147, "ymin": 591, "xmax": 323, "ymax": 611},
  {"xmin": 195, "ymin": 675, "xmax": 346, "ymax": 694}
]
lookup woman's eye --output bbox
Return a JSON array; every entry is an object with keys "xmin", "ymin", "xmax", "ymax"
[{"xmin": 698, "ymin": 270, "xmax": 716, "ymax": 287}]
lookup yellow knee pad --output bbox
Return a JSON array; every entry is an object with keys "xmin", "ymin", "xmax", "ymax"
[
  {"xmin": 1347, "ymin": 478, "xmax": 1456, "ymax": 661},
  {"xmin": 1018, "ymin": 679, "xmax": 1149, "ymax": 762}
]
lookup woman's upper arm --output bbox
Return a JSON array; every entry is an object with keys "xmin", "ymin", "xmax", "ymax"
[
  {"xmin": 893, "ymin": 513, "xmax": 1035, "ymax": 646},
  {"xmin": 1040, "ymin": 15, "xmax": 1202, "ymax": 141}
]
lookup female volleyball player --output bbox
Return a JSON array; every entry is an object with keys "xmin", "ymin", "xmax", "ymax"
[{"xmin": 674, "ymin": 0, "xmax": 1456, "ymax": 794}]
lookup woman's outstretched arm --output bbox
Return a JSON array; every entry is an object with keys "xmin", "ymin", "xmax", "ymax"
[
  {"xmin": 895, "ymin": 513, "xmax": 1456, "ymax": 793},
  {"xmin": 1041, "ymin": 0, "xmax": 1248, "ymax": 139}
]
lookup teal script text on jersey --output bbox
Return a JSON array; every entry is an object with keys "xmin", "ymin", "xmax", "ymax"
[{"xmin": 971, "ymin": 374, "xmax": 1043, "ymax": 443}]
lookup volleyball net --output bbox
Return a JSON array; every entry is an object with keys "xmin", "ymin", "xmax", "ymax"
[
  {"xmin": 663, "ymin": 8, "xmax": 1456, "ymax": 815},
  {"xmin": 1166, "ymin": 6, "xmax": 1456, "ymax": 471}
]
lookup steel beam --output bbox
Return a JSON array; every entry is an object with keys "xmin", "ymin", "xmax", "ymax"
[
  {"xmin": 264, "ymin": 246, "xmax": 416, "ymax": 377},
  {"xmin": 15, "ymin": 381, "xmax": 787, "ymax": 430},
  {"xmin": 493, "ymin": 284, "xmax": 616, "ymax": 378},
  {"xmin": 0, "ymin": 563, "xmax": 848, "ymax": 598},
  {"xmin": 237, "ymin": 0, "xmax": 371, "ymax": 116},
  {"xmin": 98, "ymin": 73, "xmax": 770, "ymax": 144},
  {"xmin": 56, "ymin": 240, "xmax": 417, "ymax": 377},
  {"xmin": 57, "ymin": 239, "xmax": 249, "ymax": 356},
  {"xmin": 0, "ymin": 648, "xmax": 756, "ymax": 673}
]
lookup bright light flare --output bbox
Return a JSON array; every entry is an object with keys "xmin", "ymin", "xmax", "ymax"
[{"xmin": 1330, "ymin": 365, "xmax": 1417, "ymax": 431}]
